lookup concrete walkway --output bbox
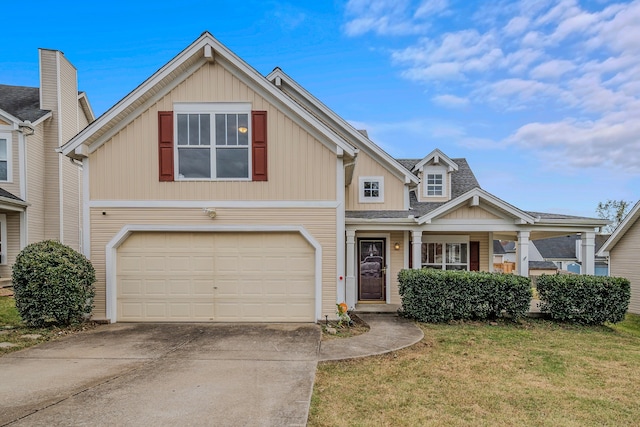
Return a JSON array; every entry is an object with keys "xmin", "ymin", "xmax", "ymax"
[{"xmin": 319, "ymin": 313, "xmax": 424, "ymax": 361}]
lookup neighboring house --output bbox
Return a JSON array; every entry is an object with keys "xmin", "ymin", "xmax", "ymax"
[
  {"xmin": 532, "ymin": 234, "xmax": 610, "ymax": 276},
  {"xmin": 59, "ymin": 32, "xmax": 607, "ymax": 323},
  {"xmin": 598, "ymin": 201, "xmax": 640, "ymax": 314},
  {"xmin": 492, "ymin": 240, "xmax": 505, "ymax": 264},
  {"xmin": 0, "ymin": 49, "xmax": 93, "ymax": 277}
]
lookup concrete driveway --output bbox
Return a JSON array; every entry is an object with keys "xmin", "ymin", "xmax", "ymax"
[{"xmin": 0, "ymin": 323, "xmax": 320, "ymax": 427}]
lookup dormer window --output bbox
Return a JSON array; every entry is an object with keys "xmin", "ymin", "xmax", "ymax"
[
  {"xmin": 426, "ymin": 173, "xmax": 443, "ymax": 196},
  {"xmin": 423, "ymin": 165, "xmax": 447, "ymax": 198},
  {"xmin": 359, "ymin": 176, "xmax": 384, "ymax": 203}
]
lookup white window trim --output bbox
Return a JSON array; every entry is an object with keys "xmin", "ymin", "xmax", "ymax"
[
  {"xmin": 358, "ymin": 176, "xmax": 384, "ymax": 203},
  {"xmin": 173, "ymin": 103, "xmax": 252, "ymax": 181},
  {"xmin": 422, "ymin": 235, "xmax": 470, "ymax": 270},
  {"xmin": 423, "ymin": 165, "xmax": 447, "ymax": 198},
  {"xmin": 0, "ymin": 132, "xmax": 12, "ymax": 183},
  {"xmin": 0, "ymin": 214, "xmax": 6, "ymax": 265}
]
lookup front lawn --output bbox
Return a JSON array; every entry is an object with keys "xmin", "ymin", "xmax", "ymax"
[
  {"xmin": 309, "ymin": 314, "xmax": 640, "ymax": 426},
  {"xmin": 0, "ymin": 296, "xmax": 95, "ymax": 355}
]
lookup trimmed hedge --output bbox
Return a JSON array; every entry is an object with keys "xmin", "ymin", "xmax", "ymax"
[
  {"xmin": 398, "ymin": 269, "xmax": 531, "ymax": 323},
  {"xmin": 536, "ymin": 274, "xmax": 630, "ymax": 325},
  {"xmin": 12, "ymin": 240, "xmax": 96, "ymax": 327}
]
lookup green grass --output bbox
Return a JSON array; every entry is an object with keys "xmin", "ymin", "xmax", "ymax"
[
  {"xmin": 310, "ymin": 316, "xmax": 640, "ymax": 427},
  {"xmin": 0, "ymin": 296, "xmax": 96, "ymax": 355}
]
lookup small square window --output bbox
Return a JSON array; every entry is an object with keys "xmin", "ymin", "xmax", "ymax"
[{"xmin": 359, "ymin": 177, "xmax": 384, "ymax": 203}]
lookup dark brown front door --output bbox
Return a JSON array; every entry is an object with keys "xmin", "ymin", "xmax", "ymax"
[
  {"xmin": 358, "ymin": 239, "xmax": 386, "ymax": 301},
  {"xmin": 470, "ymin": 241, "xmax": 480, "ymax": 271}
]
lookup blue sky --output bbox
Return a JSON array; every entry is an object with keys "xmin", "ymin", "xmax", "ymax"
[{"xmin": 3, "ymin": 0, "xmax": 639, "ymax": 218}]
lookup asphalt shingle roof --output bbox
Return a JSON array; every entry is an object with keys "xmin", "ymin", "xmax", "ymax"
[
  {"xmin": 529, "ymin": 261, "xmax": 559, "ymax": 270},
  {"xmin": 533, "ymin": 234, "xmax": 609, "ymax": 260},
  {"xmin": 0, "ymin": 84, "xmax": 49, "ymax": 122},
  {"xmin": 0, "ymin": 187, "xmax": 24, "ymax": 202}
]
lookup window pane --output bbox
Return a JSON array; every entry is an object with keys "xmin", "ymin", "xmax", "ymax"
[
  {"xmin": 216, "ymin": 148, "xmax": 248, "ymax": 178},
  {"xmin": 188, "ymin": 114, "xmax": 200, "ymax": 145},
  {"xmin": 200, "ymin": 114, "xmax": 210, "ymax": 145},
  {"xmin": 178, "ymin": 148, "xmax": 210, "ymax": 178},
  {"xmin": 177, "ymin": 115, "xmax": 188, "ymax": 145},
  {"xmin": 238, "ymin": 114, "xmax": 249, "ymax": 145},
  {"xmin": 215, "ymin": 114, "xmax": 226, "ymax": 145},
  {"xmin": 226, "ymin": 114, "xmax": 238, "ymax": 146},
  {"xmin": 0, "ymin": 161, "xmax": 6, "ymax": 181}
]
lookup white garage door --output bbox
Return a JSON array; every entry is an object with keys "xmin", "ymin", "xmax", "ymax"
[{"xmin": 116, "ymin": 232, "xmax": 315, "ymax": 322}]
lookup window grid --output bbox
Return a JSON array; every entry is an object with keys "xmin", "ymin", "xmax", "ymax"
[{"xmin": 426, "ymin": 173, "xmax": 443, "ymax": 196}]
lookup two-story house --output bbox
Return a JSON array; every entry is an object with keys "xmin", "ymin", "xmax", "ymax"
[
  {"xmin": 60, "ymin": 32, "xmax": 607, "ymax": 323},
  {"xmin": 0, "ymin": 49, "xmax": 93, "ymax": 278}
]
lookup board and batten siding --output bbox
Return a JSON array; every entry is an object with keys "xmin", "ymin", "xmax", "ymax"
[
  {"xmin": 345, "ymin": 150, "xmax": 406, "ymax": 211},
  {"xmin": 88, "ymin": 207, "xmax": 337, "ymax": 320},
  {"xmin": 442, "ymin": 206, "xmax": 502, "ymax": 220},
  {"xmin": 609, "ymin": 219, "xmax": 640, "ymax": 314},
  {"xmin": 89, "ymin": 62, "xmax": 337, "ymax": 201}
]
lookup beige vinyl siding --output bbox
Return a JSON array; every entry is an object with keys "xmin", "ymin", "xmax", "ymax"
[
  {"xmin": 1, "ymin": 131, "xmax": 20, "ymax": 195},
  {"xmin": 345, "ymin": 150, "xmax": 405, "ymax": 210},
  {"xmin": 39, "ymin": 50, "xmax": 61, "ymax": 240},
  {"xmin": 0, "ymin": 119, "xmax": 9, "ymax": 126},
  {"xmin": 25, "ymin": 124, "xmax": 46, "ymax": 243},
  {"xmin": 90, "ymin": 62, "xmax": 337, "ymax": 201},
  {"xmin": 0, "ymin": 212, "xmax": 21, "ymax": 277},
  {"xmin": 442, "ymin": 206, "xmax": 502, "ymax": 220},
  {"xmin": 61, "ymin": 156, "xmax": 81, "ymax": 250},
  {"xmin": 88, "ymin": 206, "xmax": 336, "ymax": 320},
  {"xmin": 389, "ymin": 231, "xmax": 405, "ymax": 305},
  {"xmin": 78, "ymin": 103, "xmax": 91, "ymax": 129},
  {"xmin": 609, "ymin": 219, "xmax": 640, "ymax": 314}
]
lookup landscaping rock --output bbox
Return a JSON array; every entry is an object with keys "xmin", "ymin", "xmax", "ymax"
[{"xmin": 326, "ymin": 327, "xmax": 337, "ymax": 335}]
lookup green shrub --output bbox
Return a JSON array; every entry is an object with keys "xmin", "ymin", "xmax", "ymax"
[
  {"xmin": 536, "ymin": 274, "xmax": 630, "ymax": 325},
  {"xmin": 12, "ymin": 240, "xmax": 95, "ymax": 327},
  {"xmin": 398, "ymin": 269, "xmax": 531, "ymax": 323}
]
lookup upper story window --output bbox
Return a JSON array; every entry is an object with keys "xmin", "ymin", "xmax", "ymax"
[
  {"xmin": 0, "ymin": 134, "xmax": 11, "ymax": 182},
  {"xmin": 426, "ymin": 173, "xmax": 443, "ymax": 196},
  {"xmin": 175, "ymin": 103, "xmax": 251, "ymax": 180},
  {"xmin": 359, "ymin": 176, "xmax": 384, "ymax": 203},
  {"xmin": 423, "ymin": 165, "xmax": 447, "ymax": 198}
]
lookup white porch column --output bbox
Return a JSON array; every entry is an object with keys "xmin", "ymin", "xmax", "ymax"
[
  {"xmin": 345, "ymin": 229, "xmax": 357, "ymax": 308},
  {"xmin": 581, "ymin": 231, "xmax": 595, "ymax": 275},
  {"xmin": 516, "ymin": 231, "xmax": 530, "ymax": 277},
  {"xmin": 412, "ymin": 230, "xmax": 423, "ymax": 270}
]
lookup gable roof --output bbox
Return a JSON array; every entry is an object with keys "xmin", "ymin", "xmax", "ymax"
[
  {"xmin": 409, "ymin": 148, "xmax": 459, "ymax": 173},
  {"xmin": 534, "ymin": 233, "xmax": 610, "ymax": 260},
  {"xmin": 598, "ymin": 200, "xmax": 640, "ymax": 255},
  {"xmin": 266, "ymin": 67, "xmax": 418, "ymax": 185},
  {"xmin": 493, "ymin": 240, "xmax": 506, "ymax": 254},
  {"xmin": 61, "ymin": 32, "xmax": 356, "ymax": 160},
  {"xmin": 0, "ymin": 84, "xmax": 50, "ymax": 123},
  {"xmin": 397, "ymin": 157, "xmax": 479, "ymax": 200}
]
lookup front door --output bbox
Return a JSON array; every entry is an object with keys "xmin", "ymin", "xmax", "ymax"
[{"xmin": 358, "ymin": 239, "xmax": 386, "ymax": 301}]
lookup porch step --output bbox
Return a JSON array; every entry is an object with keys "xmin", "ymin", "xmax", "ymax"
[{"xmin": 354, "ymin": 303, "xmax": 401, "ymax": 314}]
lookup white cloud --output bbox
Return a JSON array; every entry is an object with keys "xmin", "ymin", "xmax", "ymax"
[
  {"xmin": 529, "ymin": 59, "xmax": 575, "ymax": 79},
  {"xmin": 344, "ymin": 0, "xmax": 640, "ymax": 176},
  {"xmin": 432, "ymin": 94, "xmax": 470, "ymax": 108},
  {"xmin": 343, "ymin": 0, "xmax": 437, "ymax": 36}
]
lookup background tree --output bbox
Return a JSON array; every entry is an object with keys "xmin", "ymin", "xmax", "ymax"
[{"xmin": 596, "ymin": 199, "xmax": 634, "ymax": 234}]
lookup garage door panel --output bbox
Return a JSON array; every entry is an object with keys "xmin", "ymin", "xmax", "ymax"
[{"xmin": 117, "ymin": 232, "xmax": 315, "ymax": 322}]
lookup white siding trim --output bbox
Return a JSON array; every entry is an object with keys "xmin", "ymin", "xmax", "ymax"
[
  {"xmin": 82, "ymin": 158, "xmax": 91, "ymax": 257},
  {"xmin": 56, "ymin": 52, "xmax": 65, "ymax": 244},
  {"xmin": 89, "ymin": 200, "xmax": 340, "ymax": 208},
  {"xmin": 105, "ymin": 224, "xmax": 323, "ymax": 323}
]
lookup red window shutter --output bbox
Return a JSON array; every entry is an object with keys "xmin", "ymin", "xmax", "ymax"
[
  {"xmin": 158, "ymin": 111, "xmax": 174, "ymax": 182},
  {"xmin": 252, "ymin": 111, "xmax": 268, "ymax": 181}
]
